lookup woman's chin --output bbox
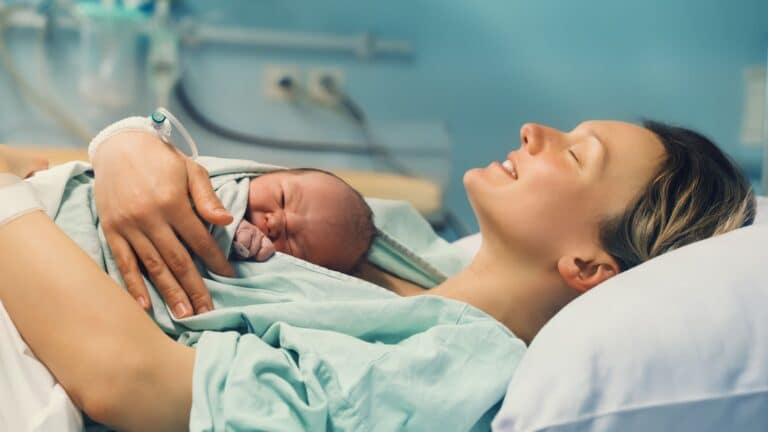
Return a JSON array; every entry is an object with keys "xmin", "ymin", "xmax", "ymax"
[
  {"xmin": 463, "ymin": 167, "xmax": 489, "ymax": 195},
  {"xmin": 463, "ymin": 168, "xmax": 480, "ymax": 187}
]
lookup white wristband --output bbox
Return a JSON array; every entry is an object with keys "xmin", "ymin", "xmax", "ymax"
[
  {"xmin": 0, "ymin": 174, "xmax": 44, "ymax": 226},
  {"xmin": 87, "ymin": 116, "xmax": 167, "ymax": 162}
]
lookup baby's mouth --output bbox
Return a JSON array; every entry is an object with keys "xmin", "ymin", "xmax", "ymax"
[{"xmin": 254, "ymin": 213, "xmax": 270, "ymax": 235}]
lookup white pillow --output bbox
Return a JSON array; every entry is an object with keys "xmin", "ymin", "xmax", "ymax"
[
  {"xmin": 452, "ymin": 233, "xmax": 481, "ymax": 256},
  {"xmin": 493, "ymin": 202, "xmax": 768, "ymax": 432},
  {"xmin": 754, "ymin": 196, "xmax": 768, "ymax": 225}
]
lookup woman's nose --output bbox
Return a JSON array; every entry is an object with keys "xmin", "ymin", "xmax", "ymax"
[
  {"xmin": 520, "ymin": 123, "xmax": 565, "ymax": 156},
  {"xmin": 520, "ymin": 123, "xmax": 544, "ymax": 155}
]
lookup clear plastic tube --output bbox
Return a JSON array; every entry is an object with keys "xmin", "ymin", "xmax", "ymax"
[{"xmin": 152, "ymin": 107, "xmax": 199, "ymax": 159}]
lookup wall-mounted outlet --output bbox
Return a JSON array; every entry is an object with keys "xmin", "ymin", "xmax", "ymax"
[
  {"xmin": 307, "ymin": 67, "xmax": 345, "ymax": 105},
  {"xmin": 263, "ymin": 65, "xmax": 300, "ymax": 101}
]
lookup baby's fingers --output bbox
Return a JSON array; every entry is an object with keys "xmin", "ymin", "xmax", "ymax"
[{"xmin": 254, "ymin": 236, "xmax": 275, "ymax": 261}]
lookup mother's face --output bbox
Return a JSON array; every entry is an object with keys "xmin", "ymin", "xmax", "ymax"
[{"xmin": 464, "ymin": 120, "xmax": 665, "ymax": 262}]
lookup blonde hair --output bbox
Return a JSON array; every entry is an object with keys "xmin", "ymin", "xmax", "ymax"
[{"xmin": 600, "ymin": 121, "xmax": 756, "ymax": 270}]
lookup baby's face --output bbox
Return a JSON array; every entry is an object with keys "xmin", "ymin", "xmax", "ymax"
[{"xmin": 246, "ymin": 170, "xmax": 361, "ymax": 271}]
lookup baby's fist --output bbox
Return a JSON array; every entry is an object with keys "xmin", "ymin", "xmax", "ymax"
[{"xmin": 232, "ymin": 220, "xmax": 275, "ymax": 261}]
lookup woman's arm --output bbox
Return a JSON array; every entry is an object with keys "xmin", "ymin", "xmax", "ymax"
[{"xmin": 0, "ymin": 210, "xmax": 193, "ymax": 431}]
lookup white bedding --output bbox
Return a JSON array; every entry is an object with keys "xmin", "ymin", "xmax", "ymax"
[{"xmin": 0, "ymin": 301, "xmax": 82, "ymax": 431}]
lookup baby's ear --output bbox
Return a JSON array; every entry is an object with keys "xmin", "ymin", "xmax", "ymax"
[{"xmin": 557, "ymin": 254, "xmax": 619, "ymax": 293}]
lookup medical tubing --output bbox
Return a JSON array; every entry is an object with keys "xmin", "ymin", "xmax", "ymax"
[
  {"xmin": 334, "ymin": 93, "xmax": 469, "ymax": 237},
  {"xmin": 336, "ymin": 92, "xmax": 469, "ymax": 237},
  {"xmin": 175, "ymin": 79, "xmax": 469, "ymax": 236},
  {"xmin": 318, "ymin": 78, "xmax": 416, "ymax": 177},
  {"xmin": 87, "ymin": 113, "xmax": 196, "ymax": 162},
  {"xmin": 322, "ymin": 82, "xmax": 469, "ymax": 237},
  {"xmin": 155, "ymin": 107, "xmax": 199, "ymax": 159},
  {"xmin": 88, "ymin": 117, "xmax": 157, "ymax": 161},
  {"xmin": 174, "ymin": 80, "xmax": 435, "ymax": 156}
]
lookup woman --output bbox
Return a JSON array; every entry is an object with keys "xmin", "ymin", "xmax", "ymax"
[{"xmin": 0, "ymin": 119, "xmax": 754, "ymax": 431}]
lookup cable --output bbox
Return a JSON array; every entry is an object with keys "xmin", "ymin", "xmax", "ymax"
[
  {"xmin": 318, "ymin": 76, "xmax": 417, "ymax": 177},
  {"xmin": 175, "ymin": 76, "xmax": 470, "ymax": 237},
  {"xmin": 174, "ymin": 78, "xmax": 438, "ymax": 157},
  {"xmin": 0, "ymin": 5, "xmax": 92, "ymax": 142},
  {"xmin": 320, "ymin": 78, "xmax": 470, "ymax": 237}
]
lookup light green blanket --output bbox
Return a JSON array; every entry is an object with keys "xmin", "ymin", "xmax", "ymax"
[{"xmin": 28, "ymin": 158, "xmax": 525, "ymax": 431}]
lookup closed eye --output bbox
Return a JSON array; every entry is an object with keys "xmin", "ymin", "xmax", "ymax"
[{"xmin": 569, "ymin": 149, "xmax": 580, "ymax": 165}]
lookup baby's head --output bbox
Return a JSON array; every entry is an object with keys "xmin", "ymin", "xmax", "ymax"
[{"xmin": 246, "ymin": 168, "xmax": 376, "ymax": 273}]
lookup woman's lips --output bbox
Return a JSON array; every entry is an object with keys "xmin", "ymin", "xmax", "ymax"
[{"xmin": 501, "ymin": 159, "xmax": 518, "ymax": 179}]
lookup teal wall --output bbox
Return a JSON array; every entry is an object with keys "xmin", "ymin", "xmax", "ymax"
[{"xmin": 1, "ymin": 0, "xmax": 767, "ymax": 233}]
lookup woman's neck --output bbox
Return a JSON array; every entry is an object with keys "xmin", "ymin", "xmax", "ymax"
[{"xmin": 428, "ymin": 246, "xmax": 576, "ymax": 344}]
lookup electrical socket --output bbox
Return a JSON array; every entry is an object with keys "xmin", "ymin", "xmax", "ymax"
[
  {"xmin": 263, "ymin": 65, "xmax": 300, "ymax": 101},
  {"xmin": 307, "ymin": 67, "xmax": 345, "ymax": 104}
]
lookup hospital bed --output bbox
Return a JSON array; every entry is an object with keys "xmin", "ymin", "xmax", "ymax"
[{"xmin": 3, "ymin": 146, "xmax": 443, "ymax": 218}]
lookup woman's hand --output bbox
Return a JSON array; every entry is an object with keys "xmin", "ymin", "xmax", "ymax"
[
  {"xmin": 0, "ymin": 145, "xmax": 50, "ymax": 178},
  {"xmin": 91, "ymin": 132, "xmax": 234, "ymax": 318}
]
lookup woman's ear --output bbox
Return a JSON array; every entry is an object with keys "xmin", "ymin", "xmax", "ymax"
[{"xmin": 557, "ymin": 254, "xmax": 619, "ymax": 293}]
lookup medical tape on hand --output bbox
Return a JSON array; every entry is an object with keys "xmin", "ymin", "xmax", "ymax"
[
  {"xmin": 87, "ymin": 116, "xmax": 163, "ymax": 162},
  {"xmin": 88, "ymin": 109, "xmax": 199, "ymax": 163},
  {"xmin": 0, "ymin": 174, "xmax": 44, "ymax": 227}
]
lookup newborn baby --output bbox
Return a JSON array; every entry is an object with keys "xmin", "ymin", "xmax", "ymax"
[{"xmin": 232, "ymin": 168, "xmax": 376, "ymax": 273}]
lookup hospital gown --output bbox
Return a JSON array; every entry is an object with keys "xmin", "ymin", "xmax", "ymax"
[{"xmin": 27, "ymin": 158, "xmax": 526, "ymax": 431}]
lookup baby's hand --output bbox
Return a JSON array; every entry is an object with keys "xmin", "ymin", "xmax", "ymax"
[{"xmin": 232, "ymin": 219, "xmax": 276, "ymax": 261}]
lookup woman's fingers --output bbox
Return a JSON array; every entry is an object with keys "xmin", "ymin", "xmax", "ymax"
[
  {"xmin": 105, "ymin": 231, "xmax": 151, "ymax": 310},
  {"xmin": 127, "ymin": 230, "xmax": 195, "ymax": 318},
  {"xmin": 186, "ymin": 158, "xmax": 233, "ymax": 226},
  {"xmin": 172, "ymin": 205, "xmax": 234, "ymax": 278},
  {"xmin": 145, "ymin": 222, "xmax": 214, "ymax": 315},
  {"xmin": 184, "ymin": 158, "xmax": 234, "ymax": 276}
]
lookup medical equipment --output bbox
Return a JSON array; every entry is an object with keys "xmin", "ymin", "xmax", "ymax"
[
  {"xmin": 76, "ymin": 3, "xmax": 143, "ymax": 109},
  {"xmin": 1, "ymin": 3, "xmax": 456, "ymax": 229},
  {"xmin": 0, "ymin": 5, "xmax": 92, "ymax": 142},
  {"xmin": 150, "ymin": 107, "xmax": 199, "ymax": 159},
  {"xmin": 174, "ymin": 75, "xmax": 421, "ymax": 171},
  {"xmin": 2, "ymin": 2, "xmax": 412, "ymax": 107}
]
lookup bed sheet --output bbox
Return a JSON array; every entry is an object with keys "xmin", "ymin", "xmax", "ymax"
[{"xmin": 0, "ymin": 301, "xmax": 82, "ymax": 431}]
